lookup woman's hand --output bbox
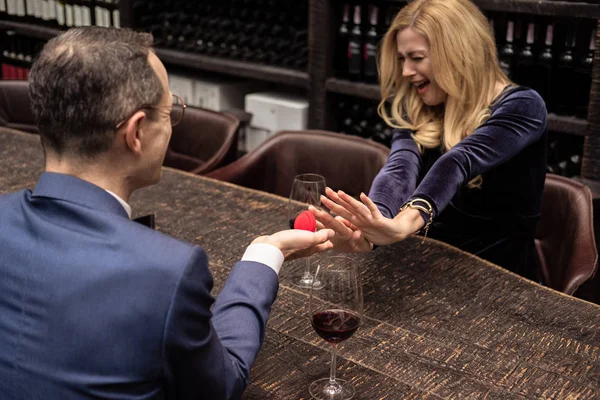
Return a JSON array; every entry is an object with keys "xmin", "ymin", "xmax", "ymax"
[
  {"xmin": 309, "ymin": 205, "xmax": 373, "ymax": 253},
  {"xmin": 319, "ymin": 187, "xmax": 424, "ymax": 246}
]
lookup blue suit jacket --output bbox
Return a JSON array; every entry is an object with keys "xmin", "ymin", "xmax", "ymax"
[{"xmin": 0, "ymin": 172, "xmax": 279, "ymax": 400}]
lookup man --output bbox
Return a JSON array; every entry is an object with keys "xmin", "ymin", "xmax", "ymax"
[{"xmin": 0, "ymin": 27, "xmax": 334, "ymax": 400}]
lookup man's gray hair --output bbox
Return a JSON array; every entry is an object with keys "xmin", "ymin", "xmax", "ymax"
[{"xmin": 29, "ymin": 26, "xmax": 164, "ymax": 158}]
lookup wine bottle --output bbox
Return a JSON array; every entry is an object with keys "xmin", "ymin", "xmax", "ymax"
[
  {"xmin": 533, "ymin": 23, "xmax": 554, "ymax": 112},
  {"xmin": 111, "ymin": 0, "xmax": 120, "ymax": 28},
  {"xmin": 80, "ymin": 0, "xmax": 91, "ymax": 26},
  {"xmin": 347, "ymin": 5, "xmax": 363, "ymax": 81},
  {"xmin": 45, "ymin": 0, "xmax": 58, "ymax": 27},
  {"xmin": 553, "ymin": 28, "xmax": 577, "ymax": 116},
  {"xmin": 363, "ymin": 6, "xmax": 379, "ymax": 84},
  {"xmin": 54, "ymin": 0, "xmax": 66, "ymax": 27},
  {"xmin": 13, "ymin": 0, "xmax": 27, "ymax": 22},
  {"xmin": 0, "ymin": 0, "xmax": 6, "ymax": 20},
  {"xmin": 499, "ymin": 20, "xmax": 515, "ymax": 79},
  {"xmin": 335, "ymin": 4, "xmax": 350, "ymax": 78},
  {"xmin": 23, "ymin": 0, "xmax": 34, "ymax": 23},
  {"xmin": 565, "ymin": 154, "xmax": 582, "ymax": 178},
  {"xmin": 514, "ymin": 22, "xmax": 535, "ymax": 87},
  {"xmin": 574, "ymin": 29, "xmax": 595, "ymax": 119},
  {"xmin": 64, "ymin": 0, "xmax": 74, "ymax": 27},
  {"xmin": 94, "ymin": 0, "xmax": 107, "ymax": 27}
]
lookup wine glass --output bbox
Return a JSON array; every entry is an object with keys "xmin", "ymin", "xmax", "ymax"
[
  {"xmin": 287, "ymin": 173, "xmax": 326, "ymax": 288},
  {"xmin": 309, "ymin": 255, "xmax": 363, "ymax": 400}
]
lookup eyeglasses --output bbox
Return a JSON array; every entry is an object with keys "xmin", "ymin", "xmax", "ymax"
[
  {"xmin": 168, "ymin": 94, "xmax": 186, "ymax": 127},
  {"xmin": 115, "ymin": 93, "xmax": 187, "ymax": 129}
]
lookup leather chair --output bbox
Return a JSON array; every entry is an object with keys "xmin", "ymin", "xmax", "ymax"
[
  {"xmin": 0, "ymin": 80, "xmax": 38, "ymax": 133},
  {"xmin": 535, "ymin": 174, "xmax": 598, "ymax": 296},
  {"xmin": 163, "ymin": 106, "xmax": 240, "ymax": 175},
  {"xmin": 206, "ymin": 130, "xmax": 390, "ymax": 198}
]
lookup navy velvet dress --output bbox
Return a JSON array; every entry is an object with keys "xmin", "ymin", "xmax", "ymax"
[{"xmin": 369, "ymin": 86, "xmax": 547, "ymax": 280}]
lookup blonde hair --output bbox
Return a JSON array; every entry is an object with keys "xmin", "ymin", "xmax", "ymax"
[{"xmin": 378, "ymin": 0, "xmax": 509, "ymax": 185}]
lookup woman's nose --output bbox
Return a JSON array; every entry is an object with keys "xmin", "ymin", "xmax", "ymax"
[{"xmin": 402, "ymin": 60, "xmax": 416, "ymax": 77}]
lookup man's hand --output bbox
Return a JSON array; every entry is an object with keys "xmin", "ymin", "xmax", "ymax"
[{"xmin": 251, "ymin": 229, "xmax": 335, "ymax": 261}]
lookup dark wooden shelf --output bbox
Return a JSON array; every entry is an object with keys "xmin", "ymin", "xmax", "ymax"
[
  {"xmin": 154, "ymin": 48, "xmax": 310, "ymax": 88},
  {"xmin": 0, "ymin": 21, "xmax": 61, "ymax": 40},
  {"xmin": 0, "ymin": 21, "xmax": 310, "ymax": 88},
  {"xmin": 473, "ymin": 0, "xmax": 600, "ymax": 18},
  {"xmin": 386, "ymin": 0, "xmax": 600, "ymax": 18},
  {"xmin": 547, "ymin": 114, "xmax": 589, "ymax": 136},
  {"xmin": 325, "ymin": 78, "xmax": 381, "ymax": 100},
  {"xmin": 326, "ymin": 78, "xmax": 589, "ymax": 136}
]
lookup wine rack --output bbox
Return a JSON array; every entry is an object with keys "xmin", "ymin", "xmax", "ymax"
[{"xmin": 0, "ymin": 0, "xmax": 600, "ymax": 183}]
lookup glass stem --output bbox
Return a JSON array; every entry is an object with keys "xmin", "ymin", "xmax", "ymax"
[
  {"xmin": 329, "ymin": 344, "xmax": 337, "ymax": 384},
  {"xmin": 303, "ymin": 256, "xmax": 312, "ymax": 278}
]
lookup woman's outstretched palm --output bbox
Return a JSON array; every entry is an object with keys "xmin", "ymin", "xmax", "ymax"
[{"xmin": 317, "ymin": 188, "xmax": 413, "ymax": 246}]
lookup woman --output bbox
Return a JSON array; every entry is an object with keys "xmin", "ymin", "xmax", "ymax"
[{"xmin": 313, "ymin": 0, "xmax": 547, "ymax": 280}]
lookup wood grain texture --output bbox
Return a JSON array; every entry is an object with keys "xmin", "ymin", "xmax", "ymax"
[{"xmin": 1, "ymin": 127, "xmax": 599, "ymax": 400}]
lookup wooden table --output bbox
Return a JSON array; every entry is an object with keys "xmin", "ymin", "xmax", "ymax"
[{"xmin": 2, "ymin": 128, "xmax": 600, "ymax": 400}]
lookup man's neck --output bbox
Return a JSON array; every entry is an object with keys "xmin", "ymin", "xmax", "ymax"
[{"xmin": 45, "ymin": 159, "xmax": 134, "ymax": 203}]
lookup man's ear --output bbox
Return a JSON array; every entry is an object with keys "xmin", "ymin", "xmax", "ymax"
[{"xmin": 122, "ymin": 111, "xmax": 147, "ymax": 155}]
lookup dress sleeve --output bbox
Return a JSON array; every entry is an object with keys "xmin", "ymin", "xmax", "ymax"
[
  {"xmin": 408, "ymin": 89, "xmax": 547, "ymax": 218},
  {"xmin": 368, "ymin": 128, "xmax": 422, "ymax": 219}
]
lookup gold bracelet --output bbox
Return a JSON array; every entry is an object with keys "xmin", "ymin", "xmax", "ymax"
[{"xmin": 399, "ymin": 198, "xmax": 434, "ymax": 243}]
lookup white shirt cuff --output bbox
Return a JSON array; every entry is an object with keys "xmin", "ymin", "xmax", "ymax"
[{"xmin": 241, "ymin": 243, "xmax": 285, "ymax": 276}]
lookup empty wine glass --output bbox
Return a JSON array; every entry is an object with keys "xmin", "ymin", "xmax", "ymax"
[
  {"xmin": 287, "ymin": 173, "xmax": 326, "ymax": 288},
  {"xmin": 309, "ymin": 255, "xmax": 363, "ymax": 400}
]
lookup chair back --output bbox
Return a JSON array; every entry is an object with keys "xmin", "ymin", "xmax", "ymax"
[
  {"xmin": 0, "ymin": 80, "xmax": 38, "ymax": 133},
  {"xmin": 206, "ymin": 130, "xmax": 390, "ymax": 198},
  {"xmin": 164, "ymin": 106, "xmax": 240, "ymax": 175},
  {"xmin": 535, "ymin": 174, "xmax": 598, "ymax": 295}
]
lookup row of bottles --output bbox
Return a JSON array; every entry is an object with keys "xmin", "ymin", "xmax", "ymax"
[
  {"xmin": 0, "ymin": 0, "xmax": 120, "ymax": 28},
  {"xmin": 493, "ymin": 14, "xmax": 596, "ymax": 118},
  {"xmin": 335, "ymin": 2, "xmax": 393, "ymax": 83},
  {"xmin": 547, "ymin": 132, "xmax": 583, "ymax": 178},
  {"xmin": 133, "ymin": 0, "xmax": 308, "ymax": 70},
  {"xmin": 335, "ymin": 96, "xmax": 393, "ymax": 147},
  {"xmin": 333, "ymin": 2, "xmax": 596, "ymax": 120},
  {"xmin": 0, "ymin": 30, "xmax": 45, "ymax": 79}
]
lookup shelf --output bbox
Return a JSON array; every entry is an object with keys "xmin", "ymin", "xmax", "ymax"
[
  {"xmin": 154, "ymin": 48, "xmax": 310, "ymax": 88},
  {"xmin": 326, "ymin": 78, "xmax": 589, "ymax": 136},
  {"xmin": 386, "ymin": 0, "xmax": 600, "ymax": 18},
  {"xmin": 473, "ymin": 0, "xmax": 600, "ymax": 18},
  {"xmin": 0, "ymin": 21, "xmax": 61, "ymax": 40},
  {"xmin": 326, "ymin": 78, "xmax": 381, "ymax": 100},
  {"xmin": 547, "ymin": 114, "xmax": 589, "ymax": 136},
  {"xmin": 0, "ymin": 21, "xmax": 310, "ymax": 88}
]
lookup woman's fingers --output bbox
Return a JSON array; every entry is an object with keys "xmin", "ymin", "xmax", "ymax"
[
  {"xmin": 336, "ymin": 190, "xmax": 371, "ymax": 218},
  {"xmin": 320, "ymin": 195, "xmax": 355, "ymax": 222},
  {"xmin": 310, "ymin": 205, "xmax": 353, "ymax": 236},
  {"xmin": 336, "ymin": 216, "xmax": 359, "ymax": 231},
  {"xmin": 360, "ymin": 193, "xmax": 382, "ymax": 217}
]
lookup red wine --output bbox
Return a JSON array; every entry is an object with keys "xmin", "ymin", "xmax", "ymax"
[{"xmin": 312, "ymin": 309, "xmax": 360, "ymax": 344}]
